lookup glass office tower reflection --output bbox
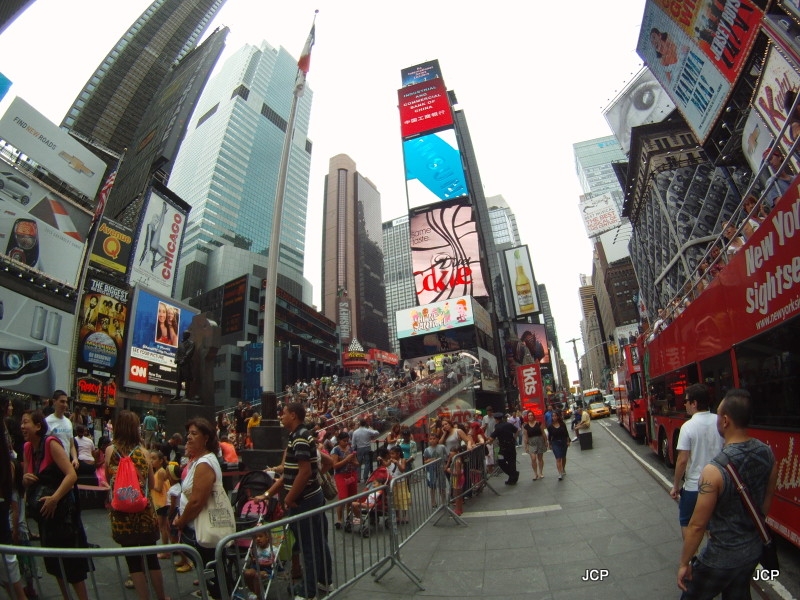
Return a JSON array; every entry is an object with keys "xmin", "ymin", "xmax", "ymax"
[{"xmin": 168, "ymin": 41, "xmax": 313, "ymax": 300}]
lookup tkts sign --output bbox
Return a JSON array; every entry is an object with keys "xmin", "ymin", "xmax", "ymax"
[{"xmin": 517, "ymin": 363, "xmax": 545, "ymax": 415}]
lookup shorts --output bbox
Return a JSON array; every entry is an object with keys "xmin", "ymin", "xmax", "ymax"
[
  {"xmin": 678, "ymin": 489, "xmax": 699, "ymax": 527},
  {"xmin": 156, "ymin": 506, "xmax": 169, "ymax": 517},
  {"xmin": 527, "ymin": 436, "xmax": 546, "ymax": 455},
  {"xmin": 334, "ymin": 472, "xmax": 358, "ymax": 500}
]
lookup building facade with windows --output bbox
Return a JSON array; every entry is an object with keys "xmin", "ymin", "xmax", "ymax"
[{"xmin": 382, "ymin": 215, "xmax": 416, "ymax": 355}]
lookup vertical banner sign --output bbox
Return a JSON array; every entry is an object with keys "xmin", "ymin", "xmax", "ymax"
[
  {"xmin": 410, "ymin": 199, "xmax": 488, "ymax": 304},
  {"xmin": 517, "ymin": 363, "xmax": 545, "ymax": 415},
  {"xmin": 129, "ymin": 188, "xmax": 186, "ymax": 297}
]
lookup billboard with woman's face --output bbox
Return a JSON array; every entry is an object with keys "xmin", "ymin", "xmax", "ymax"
[{"xmin": 124, "ymin": 286, "xmax": 197, "ymax": 393}]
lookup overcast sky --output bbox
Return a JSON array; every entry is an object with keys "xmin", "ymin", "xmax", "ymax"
[{"xmin": 0, "ymin": 0, "xmax": 648, "ymax": 381}]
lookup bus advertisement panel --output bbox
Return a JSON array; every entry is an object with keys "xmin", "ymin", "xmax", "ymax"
[{"xmin": 642, "ymin": 176, "xmax": 800, "ymax": 548}]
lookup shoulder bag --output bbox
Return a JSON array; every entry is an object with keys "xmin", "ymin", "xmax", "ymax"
[
  {"xmin": 318, "ymin": 470, "xmax": 339, "ymax": 501},
  {"xmin": 193, "ymin": 461, "xmax": 236, "ymax": 548},
  {"xmin": 716, "ymin": 452, "xmax": 779, "ymax": 571}
]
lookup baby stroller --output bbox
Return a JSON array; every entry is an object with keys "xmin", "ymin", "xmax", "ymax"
[
  {"xmin": 228, "ymin": 471, "xmax": 291, "ymax": 599},
  {"xmin": 348, "ymin": 465, "xmax": 391, "ymax": 538}
]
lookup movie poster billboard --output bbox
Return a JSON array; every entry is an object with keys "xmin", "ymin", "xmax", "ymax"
[
  {"xmin": 398, "ymin": 78, "xmax": 453, "ymax": 139},
  {"xmin": 89, "ymin": 216, "xmax": 134, "ymax": 276},
  {"xmin": 746, "ymin": 46, "xmax": 800, "ymax": 174},
  {"xmin": 0, "ymin": 180, "xmax": 90, "ymax": 286},
  {"xmin": 503, "ymin": 246, "xmax": 540, "ymax": 318},
  {"xmin": 0, "ymin": 287, "xmax": 74, "ymax": 396},
  {"xmin": 403, "ymin": 128, "xmax": 469, "ymax": 209},
  {"xmin": 603, "ymin": 68, "xmax": 675, "ymax": 153},
  {"xmin": 128, "ymin": 188, "xmax": 187, "ymax": 297},
  {"xmin": 76, "ymin": 278, "xmax": 130, "ymax": 374},
  {"xmin": 636, "ymin": 2, "xmax": 731, "ymax": 142},
  {"xmin": 0, "ymin": 97, "xmax": 107, "ymax": 198},
  {"xmin": 124, "ymin": 286, "xmax": 197, "ymax": 393},
  {"xmin": 395, "ymin": 295, "xmax": 475, "ymax": 339},
  {"xmin": 401, "ymin": 60, "xmax": 443, "ymax": 87},
  {"xmin": 410, "ymin": 199, "xmax": 488, "ymax": 304},
  {"xmin": 507, "ymin": 323, "xmax": 550, "ymax": 366}
]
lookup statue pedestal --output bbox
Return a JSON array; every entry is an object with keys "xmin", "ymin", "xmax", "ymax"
[
  {"xmin": 241, "ymin": 421, "xmax": 285, "ymax": 471},
  {"xmin": 166, "ymin": 403, "xmax": 215, "ymax": 441}
]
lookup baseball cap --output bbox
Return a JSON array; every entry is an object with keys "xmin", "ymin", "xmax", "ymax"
[{"xmin": 493, "ymin": 412, "xmax": 504, "ymax": 419}]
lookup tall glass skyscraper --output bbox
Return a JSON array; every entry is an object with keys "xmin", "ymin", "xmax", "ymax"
[
  {"xmin": 62, "ymin": 0, "xmax": 227, "ymax": 158},
  {"xmin": 382, "ymin": 215, "xmax": 416, "ymax": 355},
  {"xmin": 168, "ymin": 40, "xmax": 313, "ymax": 300}
]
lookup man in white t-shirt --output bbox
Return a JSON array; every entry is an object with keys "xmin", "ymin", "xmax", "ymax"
[
  {"xmin": 46, "ymin": 390, "xmax": 79, "ymax": 469},
  {"xmin": 670, "ymin": 383, "xmax": 723, "ymax": 538}
]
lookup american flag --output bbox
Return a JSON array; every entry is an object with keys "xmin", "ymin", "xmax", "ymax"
[{"xmin": 91, "ymin": 168, "xmax": 116, "ymax": 226}]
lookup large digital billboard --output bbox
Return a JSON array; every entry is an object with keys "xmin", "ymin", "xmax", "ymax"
[
  {"xmin": 398, "ymin": 78, "xmax": 453, "ymax": 139},
  {"xmin": 0, "ymin": 287, "xmax": 74, "ymax": 396},
  {"xmin": 76, "ymin": 278, "xmax": 130, "ymax": 375},
  {"xmin": 0, "ymin": 97, "xmax": 107, "ymax": 198},
  {"xmin": 221, "ymin": 274, "xmax": 247, "ymax": 336},
  {"xmin": 129, "ymin": 187, "xmax": 187, "ymax": 297},
  {"xmin": 507, "ymin": 323, "xmax": 550, "ymax": 366},
  {"xmin": 124, "ymin": 286, "xmax": 198, "ymax": 394},
  {"xmin": 401, "ymin": 60, "xmax": 443, "ymax": 87},
  {"xmin": 0, "ymin": 183, "xmax": 90, "ymax": 286},
  {"xmin": 603, "ymin": 67, "xmax": 674, "ymax": 153},
  {"xmin": 579, "ymin": 192, "xmax": 623, "ymax": 238},
  {"xmin": 503, "ymin": 246, "xmax": 540, "ymax": 318},
  {"xmin": 403, "ymin": 128, "xmax": 469, "ymax": 209},
  {"xmin": 637, "ymin": 2, "xmax": 731, "ymax": 142},
  {"xmin": 409, "ymin": 199, "xmax": 488, "ymax": 304},
  {"xmin": 395, "ymin": 295, "xmax": 475, "ymax": 339}
]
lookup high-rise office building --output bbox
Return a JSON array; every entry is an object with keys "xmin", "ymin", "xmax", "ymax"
[
  {"xmin": 0, "ymin": 0, "xmax": 35, "ymax": 35},
  {"xmin": 382, "ymin": 215, "xmax": 416, "ymax": 355},
  {"xmin": 62, "ymin": 0, "xmax": 227, "ymax": 158},
  {"xmin": 168, "ymin": 40, "xmax": 314, "ymax": 301},
  {"xmin": 322, "ymin": 154, "xmax": 389, "ymax": 352},
  {"xmin": 537, "ymin": 283, "xmax": 560, "ymax": 353},
  {"xmin": 487, "ymin": 195, "xmax": 521, "ymax": 247}
]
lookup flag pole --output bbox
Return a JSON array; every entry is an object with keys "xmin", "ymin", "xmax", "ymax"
[
  {"xmin": 68, "ymin": 152, "xmax": 123, "ymax": 397},
  {"xmin": 261, "ymin": 12, "xmax": 317, "ymax": 418}
]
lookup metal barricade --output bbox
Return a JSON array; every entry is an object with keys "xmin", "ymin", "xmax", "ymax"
[
  {"xmin": 214, "ymin": 488, "xmax": 400, "ymax": 599},
  {"xmin": 0, "ymin": 542, "xmax": 207, "ymax": 599}
]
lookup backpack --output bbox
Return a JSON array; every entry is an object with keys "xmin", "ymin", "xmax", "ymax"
[{"xmin": 111, "ymin": 446, "xmax": 149, "ymax": 513}]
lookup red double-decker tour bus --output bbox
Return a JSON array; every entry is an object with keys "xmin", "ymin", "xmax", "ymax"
[
  {"xmin": 616, "ymin": 343, "xmax": 646, "ymax": 441},
  {"xmin": 640, "ymin": 178, "xmax": 800, "ymax": 548}
]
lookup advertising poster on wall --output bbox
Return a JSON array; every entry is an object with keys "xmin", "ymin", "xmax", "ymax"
[
  {"xmin": 603, "ymin": 68, "xmax": 675, "ymax": 153},
  {"xmin": 477, "ymin": 347, "xmax": 500, "ymax": 392},
  {"xmin": 124, "ymin": 286, "xmax": 198, "ymax": 393},
  {"xmin": 409, "ymin": 199, "xmax": 488, "ymax": 304},
  {"xmin": 0, "ymin": 97, "xmax": 107, "ymax": 198},
  {"xmin": 400, "ymin": 60, "xmax": 443, "ymax": 87},
  {"xmin": 0, "ymin": 176, "xmax": 91, "ymax": 286},
  {"xmin": 76, "ymin": 278, "xmax": 130, "ymax": 374},
  {"xmin": 579, "ymin": 192, "xmax": 623, "ymax": 238},
  {"xmin": 636, "ymin": 2, "xmax": 730, "ymax": 142},
  {"xmin": 507, "ymin": 323, "xmax": 550, "ymax": 366},
  {"xmin": 89, "ymin": 216, "xmax": 134, "ymax": 276},
  {"xmin": 403, "ymin": 128, "xmax": 469, "ymax": 209},
  {"xmin": 129, "ymin": 188, "xmax": 187, "ymax": 297},
  {"xmin": 395, "ymin": 295, "xmax": 474, "ymax": 339},
  {"xmin": 517, "ymin": 363, "xmax": 545, "ymax": 415},
  {"xmin": 0, "ymin": 287, "xmax": 74, "ymax": 396},
  {"xmin": 398, "ymin": 78, "xmax": 453, "ymax": 139},
  {"xmin": 503, "ymin": 246, "xmax": 540, "ymax": 317}
]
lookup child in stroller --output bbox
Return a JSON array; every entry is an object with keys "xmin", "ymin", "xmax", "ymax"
[
  {"xmin": 241, "ymin": 529, "xmax": 279, "ymax": 599},
  {"xmin": 348, "ymin": 447, "xmax": 392, "ymax": 537}
]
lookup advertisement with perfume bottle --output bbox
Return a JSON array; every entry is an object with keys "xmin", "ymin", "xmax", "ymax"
[{"xmin": 503, "ymin": 245, "xmax": 540, "ymax": 318}]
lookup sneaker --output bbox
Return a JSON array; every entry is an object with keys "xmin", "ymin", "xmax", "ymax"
[
  {"xmin": 570, "ymin": 437, "xmax": 578, "ymax": 442},
  {"xmin": 558, "ymin": 474, "xmax": 563, "ymax": 480},
  {"xmin": 247, "ymin": 594, "xmax": 259, "ymax": 600},
  {"xmin": 317, "ymin": 581, "xmax": 334, "ymax": 593}
]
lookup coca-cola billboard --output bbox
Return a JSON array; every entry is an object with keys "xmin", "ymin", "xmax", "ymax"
[{"xmin": 409, "ymin": 199, "xmax": 487, "ymax": 304}]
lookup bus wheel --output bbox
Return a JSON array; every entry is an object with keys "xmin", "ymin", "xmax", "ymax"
[{"xmin": 660, "ymin": 432, "xmax": 674, "ymax": 468}]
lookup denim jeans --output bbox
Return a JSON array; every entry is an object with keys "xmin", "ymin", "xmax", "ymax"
[
  {"xmin": 356, "ymin": 446, "xmax": 373, "ymax": 481},
  {"xmin": 288, "ymin": 489, "xmax": 332, "ymax": 599}
]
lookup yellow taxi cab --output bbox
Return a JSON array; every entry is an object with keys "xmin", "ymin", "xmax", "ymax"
[{"xmin": 587, "ymin": 401, "xmax": 610, "ymax": 419}]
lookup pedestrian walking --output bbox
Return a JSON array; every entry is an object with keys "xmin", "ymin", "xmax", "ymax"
[
  {"xmin": 670, "ymin": 384, "xmax": 723, "ymax": 539},
  {"xmin": 546, "ymin": 411, "xmax": 570, "ymax": 480},
  {"xmin": 486, "ymin": 413, "xmax": 518, "ymax": 485},
  {"xmin": 522, "ymin": 412, "xmax": 546, "ymax": 480},
  {"xmin": 678, "ymin": 389, "xmax": 777, "ymax": 598}
]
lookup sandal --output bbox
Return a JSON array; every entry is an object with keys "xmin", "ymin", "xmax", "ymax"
[{"xmin": 176, "ymin": 563, "xmax": 193, "ymax": 573}]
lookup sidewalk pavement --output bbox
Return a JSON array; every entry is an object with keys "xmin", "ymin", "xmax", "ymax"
[{"xmin": 347, "ymin": 421, "xmax": 684, "ymax": 600}]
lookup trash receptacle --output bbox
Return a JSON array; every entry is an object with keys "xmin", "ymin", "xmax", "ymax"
[{"xmin": 578, "ymin": 432, "xmax": 593, "ymax": 450}]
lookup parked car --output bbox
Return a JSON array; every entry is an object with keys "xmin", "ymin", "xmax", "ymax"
[
  {"xmin": 603, "ymin": 394, "xmax": 618, "ymax": 414},
  {"xmin": 587, "ymin": 401, "xmax": 610, "ymax": 419},
  {"xmin": 0, "ymin": 171, "xmax": 32, "ymax": 205}
]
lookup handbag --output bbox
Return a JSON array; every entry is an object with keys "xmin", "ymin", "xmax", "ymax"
[
  {"xmin": 194, "ymin": 476, "xmax": 236, "ymax": 548},
  {"xmin": 716, "ymin": 452, "xmax": 779, "ymax": 571},
  {"xmin": 318, "ymin": 471, "xmax": 339, "ymax": 501}
]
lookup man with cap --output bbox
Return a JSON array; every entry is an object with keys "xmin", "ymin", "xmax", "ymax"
[{"xmin": 486, "ymin": 412, "xmax": 519, "ymax": 485}]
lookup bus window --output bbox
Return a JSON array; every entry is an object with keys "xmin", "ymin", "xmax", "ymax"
[
  {"xmin": 735, "ymin": 320, "xmax": 800, "ymax": 429},
  {"xmin": 652, "ymin": 367, "xmax": 698, "ymax": 414},
  {"xmin": 699, "ymin": 351, "xmax": 733, "ymax": 411}
]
